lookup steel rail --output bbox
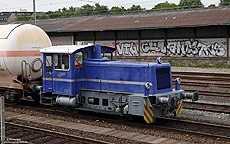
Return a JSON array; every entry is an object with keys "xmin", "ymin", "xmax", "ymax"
[
  {"xmin": 172, "ymin": 72, "xmax": 230, "ymax": 77},
  {"xmin": 183, "ymin": 101, "xmax": 230, "ymax": 114},
  {"xmin": 183, "ymin": 89, "xmax": 230, "ymax": 97},
  {"xmin": 178, "ymin": 81, "xmax": 230, "ymax": 89},
  {"xmin": 172, "ymin": 71, "xmax": 230, "ymax": 89},
  {"xmin": 156, "ymin": 117, "xmax": 230, "ymax": 140},
  {"xmin": 6, "ymin": 122, "xmax": 111, "ymax": 144},
  {"xmin": 172, "ymin": 75, "xmax": 230, "ymax": 82},
  {"xmin": 6, "ymin": 103, "xmax": 230, "ymax": 142}
]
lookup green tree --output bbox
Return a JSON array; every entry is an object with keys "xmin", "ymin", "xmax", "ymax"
[
  {"xmin": 37, "ymin": 12, "xmax": 49, "ymax": 19},
  {"xmin": 110, "ymin": 6, "xmax": 126, "ymax": 14},
  {"xmin": 78, "ymin": 4, "xmax": 95, "ymax": 16},
  {"xmin": 92, "ymin": 3, "xmax": 109, "ymax": 15},
  {"xmin": 152, "ymin": 1, "xmax": 178, "ymax": 11},
  {"xmin": 219, "ymin": 0, "xmax": 230, "ymax": 6},
  {"xmin": 179, "ymin": 0, "xmax": 204, "ymax": 9},
  {"xmin": 48, "ymin": 11, "xmax": 62, "ymax": 18},
  {"xmin": 62, "ymin": 7, "xmax": 67, "ymax": 12},
  {"xmin": 16, "ymin": 14, "xmax": 32, "ymax": 21},
  {"xmin": 208, "ymin": 4, "xmax": 216, "ymax": 7},
  {"xmin": 69, "ymin": 6, "xmax": 76, "ymax": 12},
  {"xmin": 126, "ymin": 5, "xmax": 145, "ymax": 13}
]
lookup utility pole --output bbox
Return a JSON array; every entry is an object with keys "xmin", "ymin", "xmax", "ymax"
[
  {"xmin": 33, "ymin": 0, "xmax": 36, "ymax": 25},
  {"xmin": 0, "ymin": 96, "xmax": 5, "ymax": 144}
]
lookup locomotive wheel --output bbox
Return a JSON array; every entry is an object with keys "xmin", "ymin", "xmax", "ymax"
[{"xmin": 31, "ymin": 92, "xmax": 40, "ymax": 103}]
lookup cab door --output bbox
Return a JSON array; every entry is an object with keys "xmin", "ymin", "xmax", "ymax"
[
  {"xmin": 74, "ymin": 52, "xmax": 83, "ymax": 95},
  {"xmin": 43, "ymin": 55, "xmax": 53, "ymax": 92},
  {"xmin": 74, "ymin": 51, "xmax": 87, "ymax": 95}
]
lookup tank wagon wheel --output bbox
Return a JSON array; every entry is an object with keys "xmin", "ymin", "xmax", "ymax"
[{"xmin": 2, "ymin": 89, "xmax": 22, "ymax": 104}]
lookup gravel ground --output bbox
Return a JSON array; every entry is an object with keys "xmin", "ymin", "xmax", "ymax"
[
  {"xmin": 11, "ymin": 119, "xmax": 141, "ymax": 144},
  {"xmin": 5, "ymin": 105, "xmax": 230, "ymax": 144},
  {"xmin": 172, "ymin": 66, "xmax": 230, "ymax": 73},
  {"xmin": 4, "ymin": 67, "xmax": 230, "ymax": 143},
  {"xmin": 175, "ymin": 109, "xmax": 230, "ymax": 126},
  {"xmin": 196, "ymin": 95, "xmax": 230, "ymax": 105}
]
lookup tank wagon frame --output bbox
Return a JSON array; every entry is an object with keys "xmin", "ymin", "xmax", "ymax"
[
  {"xmin": 39, "ymin": 44, "xmax": 198, "ymax": 123},
  {"xmin": 0, "ymin": 24, "xmax": 51, "ymax": 102}
]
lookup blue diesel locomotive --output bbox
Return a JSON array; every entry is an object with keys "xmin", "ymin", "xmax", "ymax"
[{"xmin": 39, "ymin": 44, "xmax": 198, "ymax": 123}]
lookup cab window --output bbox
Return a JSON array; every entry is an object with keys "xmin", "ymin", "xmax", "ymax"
[
  {"xmin": 54, "ymin": 54, "xmax": 69, "ymax": 70},
  {"xmin": 101, "ymin": 50, "xmax": 112, "ymax": 60},
  {"xmin": 46, "ymin": 56, "xmax": 52, "ymax": 73},
  {"xmin": 74, "ymin": 51, "xmax": 88, "ymax": 68}
]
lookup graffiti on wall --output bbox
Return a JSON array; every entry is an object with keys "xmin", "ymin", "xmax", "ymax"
[
  {"xmin": 115, "ymin": 42, "xmax": 139, "ymax": 56},
  {"xmin": 113, "ymin": 39, "xmax": 227, "ymax": 57}
]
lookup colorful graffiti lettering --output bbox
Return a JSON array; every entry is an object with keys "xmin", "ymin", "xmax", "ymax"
[
  {"xmin": 116, "ymin": 42, "xmax": 138, "ymax": 56},
  {"xmin": 114, "ymin": 40, "xmax": 226, "ymax": 57}
]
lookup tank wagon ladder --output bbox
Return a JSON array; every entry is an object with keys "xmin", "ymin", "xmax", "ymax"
[{"xmin": 21, "ymin": 60, "xmax": 32, "ymax": 98}]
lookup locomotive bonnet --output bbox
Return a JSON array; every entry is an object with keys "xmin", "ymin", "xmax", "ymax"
[{"xmin": 0, "ymin": 24, "xmax": 51, "ymax": 89}]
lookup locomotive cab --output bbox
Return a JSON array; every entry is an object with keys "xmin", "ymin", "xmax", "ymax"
[{"xmin": 40, "ymin": 44, "xmax": 115, "ymax": 105}]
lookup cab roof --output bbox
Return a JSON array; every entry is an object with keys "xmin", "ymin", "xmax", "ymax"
[{"xmin": 40, "ymin": 44, "xmax": 94, "ymax": 54}]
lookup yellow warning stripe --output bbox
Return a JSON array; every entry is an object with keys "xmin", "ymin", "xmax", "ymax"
[
  {"xmin": 143, "ymin": 99, "xmax": 155, "ymax": 123},
  {"xmin": 176, "ymin": 100, "xmax": 183, "ymax": 115},
  {"xmin": 178, "ymin": 105, "xmax": 183, "ymax": 115},
  {"xmin": 147, "ymin": 106, "xmax": 154, "ymax": 117},
  {"xmin": 144, "ymin": 115, "xmax": 150, "ymax": 124},
  {"xmin": 144, "ymin": 107, "xmax": 153, "ymax": 122},
  {"xmin": 152, "ymin": 105, "xmax": 154, "ymax": 110}
]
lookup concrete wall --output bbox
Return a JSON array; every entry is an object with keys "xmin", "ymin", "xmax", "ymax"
[
  {"xmin": 48, "ymin": 25, "xmax": 230, "ymax": 58},
  {"xmin": 75, "ymin": 38, "xmax": 229, "ymax": 58},
  {"xmin": 50, "ymin": 35, "xmax": 73, "ymax": 46}
]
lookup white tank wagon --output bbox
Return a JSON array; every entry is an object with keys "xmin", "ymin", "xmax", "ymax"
[{"xmin": 0, "ymin": 24, "xmax": 52, "ymax": 90}]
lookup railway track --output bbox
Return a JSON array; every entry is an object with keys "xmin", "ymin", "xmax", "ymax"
[
  {"xmin": 172, "ymin": 71, "xmax": 230, "ymax": 97},
  {"xmin": 5, "ymin": 121, "xmax": 110, "ymax": 144},
  {"xmin": 183, "ymin": 101, "xmax": 230, "ymax": 114},
  {"xmin": 172, "ymin": 71, "xmax": 230, "ymax": 79},
  {"xmin": 156, "ymin": 118, "xmax": 230, "ymax": 141},
  {"xmin": 5, "ymin": 103, "xmax": 230, "ymax": 143},
  {"xmin": 184, "ymin": 89, "xmax": 230, "ymax": 97}
]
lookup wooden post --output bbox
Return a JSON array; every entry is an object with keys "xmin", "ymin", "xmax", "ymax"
[{"xmin": 0, "ymin": 96, "xmax": 5, "ymax": 143}]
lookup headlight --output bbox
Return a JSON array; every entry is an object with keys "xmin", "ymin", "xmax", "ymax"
[
  {"xmin": 176, "ymin": 78, "xmax": 181, "ymax": 85},
  {"xmin": 156, "ymin": 57, "xmax": 162, "ymax": 64},
  {"xmin": 145, "ymin": 82, "xmax": 152, "ymax": 90}
]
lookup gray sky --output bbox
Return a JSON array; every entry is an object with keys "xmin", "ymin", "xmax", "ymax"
[{"xmin": 0, "ymin": 0, "xmax": 221, "ymax": 12}]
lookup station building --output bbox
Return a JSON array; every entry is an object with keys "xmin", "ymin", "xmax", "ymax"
[{"xmin": 3, "ymin": 6, "xmax": 230, "ymax": 64}]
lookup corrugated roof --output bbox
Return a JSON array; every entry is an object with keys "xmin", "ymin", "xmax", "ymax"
[{"xmin": 5, "ymin": 6, "xmax": 230, "ymax": 32}]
